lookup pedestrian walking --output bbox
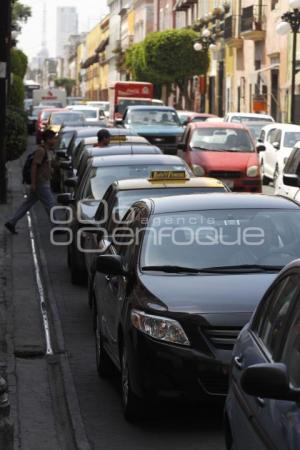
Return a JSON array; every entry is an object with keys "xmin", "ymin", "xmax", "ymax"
[
  {"xmin": 5, "ymin": 129, "xmax": 58, "ymax": 234},
  {"xmin": 96, "ymin": 129, "xmax": 111, "ymax": 147}
]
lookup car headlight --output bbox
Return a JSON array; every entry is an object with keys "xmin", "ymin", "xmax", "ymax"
[
  {"xmin": 192, "ymin": 164, "xmax": 206, "ymax": 177},
  {"xmin": 131, "ymin": 309, "xmax": 190, "ymax": 346},
  {"xmin": 247, "ymin": 165, "xmax": 259, "ymax": 177}
]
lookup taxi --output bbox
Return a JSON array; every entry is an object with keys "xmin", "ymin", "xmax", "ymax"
[
  {"xmin": 91, "ymin": 193, "xmax": 300, "ymax": 420},
  {"xmin": 46, "ymin": 111, "xmax": 86, "ymax": 133},
  {"xmin": 83, "ymin": 171, "xmax": 228, "ymax": 289}
]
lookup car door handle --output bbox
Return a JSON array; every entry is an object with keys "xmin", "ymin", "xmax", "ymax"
[
  {"xmin": 256, "ymin": 397, "xmax": 265, "ymax": 407},
  {"xmin": 234, "ymin": 355, "xmax": 243, "ymax": 370}
]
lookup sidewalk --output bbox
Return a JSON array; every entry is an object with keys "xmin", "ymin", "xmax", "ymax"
[{"xmin": 0, "ymin": 148, "xmax": 91, "ymax": 450}]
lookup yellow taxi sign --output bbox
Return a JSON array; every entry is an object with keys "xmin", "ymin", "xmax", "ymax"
[
  {"xmin": 110, "ymin": 135, "xmax": 127, "ymax": 142},
  {"xmin": 149, "ymin": 170, "xmax": 189, "ymax": 181}
]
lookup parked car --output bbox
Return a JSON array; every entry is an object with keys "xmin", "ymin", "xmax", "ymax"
[
  {"xmin": 178, "ymin": 122, "xmax": 261, "ymax": 192},
  {"xmin": 85, "ymin": 101, "xmax": 110, "ymax": 117},
  {"xmin": 225, "ymin": 258, "xmax": 300, "ymax": 450},
  {"xmin": 91, "ymin": 193, "xmax": 300, "ymax": 420},
  {"xmin": 58, "ymin": 154, "xmax": 192, "ymax": 284},
  {"xmin": 121, "ymin": 105, "xmax": 184, "ymax": 154},
  {"xmin": 274, "ymin": 143, "xmax": 300, "ymax": 201},
  {"xmin": 46, "ymin": 111, "xmax": 86, "ymax": 133},
  {"xmin": 258, "ymin": 123, "xmax": 300, "ymax": 184},
  {"xmin": 224, "ymin": 112, "xmax": 274, "ymax": 123},
  {"xmin": 66, "ymin": 105, "xmax": 106, "ymax": 123},
  {"xmin": 177, "ymin": 110, "xmax": 218, "ymax": 126}
]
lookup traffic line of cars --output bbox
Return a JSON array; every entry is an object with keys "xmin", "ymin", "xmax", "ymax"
[{"xmin": 46, "ymin": 114, "xmax": 300, "ymax": 448}]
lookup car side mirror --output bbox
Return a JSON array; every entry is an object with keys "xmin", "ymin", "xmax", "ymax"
[
  {"xmin": 177, "ymin": 143, "xmax": 185, "ymax": 151},
  {"xmin": 256, "ymin": 143, "xmax": 266, "ymax": 152},
  {"xmin": 64, "ymin": 176, "xmax": 78, "ymax": 188},
  {"xmin": 283, "ymin": 173, "xmax": 300, "ymax": 187},
  {"xmin": 273, "ymin": 141, "xmax": 280, "ymax": 150},
  {"xmin": 241, "ymin": 363, "xmax": 300, "ymax": 402},
  {"xmin": 95, "ymin": 254, "xmax": 126, "ymax": 276},
  {"xmin": 60, "ymin": 160, "xmax": 72, "ymax": 170},
  {"xmin": 57, "ymin": 193, "xmax": 74, "ymax": 205},
  {"xmin": 56, "ymin": 149, "xmax": 68, "ymax": 159}
]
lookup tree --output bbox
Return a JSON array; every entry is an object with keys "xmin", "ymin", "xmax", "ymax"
[
  {"xmin": 12, "ymin": 0, "xmax": 31, "ymax": 32},
  {"xmin": 54, "ymin": 78, "xmax": 76, "ymax": 96},
  {"xmin": 125, "ymin": 29, "xmax": 209, "ymax": 109},
  {"xmin": 11, "ymin": 48, "xmax": 28, "ymax": 79}
]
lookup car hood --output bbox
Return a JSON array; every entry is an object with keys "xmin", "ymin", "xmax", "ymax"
[
  {"xmin": 127, "ymin": 125, "xmax": 184, "ymax": 137},
  {"xmin": 137, "ymin": 272, "xmax": 277, "ymax": 315},
  {"xmin": 78, "ymin": 199, "xmax": 100, "ymax": 222},
  {"xmin": 189, "ymin": 150, "xmax": 258, "ymax": 171}
]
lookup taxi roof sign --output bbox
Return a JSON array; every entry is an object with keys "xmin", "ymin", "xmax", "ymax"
[{"xmin": 149, "ymin": 170, "xmax": 189, "ymax": 181}]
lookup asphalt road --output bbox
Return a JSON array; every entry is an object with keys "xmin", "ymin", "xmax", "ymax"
[{"xmin": 30, "ymin": 135, "xmax": 274, "ymax": 450}]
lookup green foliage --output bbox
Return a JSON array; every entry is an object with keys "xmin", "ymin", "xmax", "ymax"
[
  {"xmin": 125, "ymin": 29, "xmax": 209, "ymax": 85},
  {"xmin": 54, "ymin": 78, "xmax": 76, "ymax": 96},
  {"xmin": 10, "ymin": 75, "xmax": 25, "ymax": 109},
  {"xmin": 11, "ymin": 48, "xmax": 28, "ymax": 78},
  {"xmin": 5, "ymin": 106, "xmax": 27, "ymax": 161},
  {"xmin": 12, "ymin": 0, "xmax": 31, "ymax": 32}
]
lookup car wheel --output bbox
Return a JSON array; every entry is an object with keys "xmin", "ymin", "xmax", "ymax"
[
  {"xmin": 94, "ymin": 307, "xmax": 112, "ymax": 378},
  {"xmin": 261, "ymin": 161, "xmax": 269, "ymax": 185},
  {"xmin": 121, "ymin": 342, "xmax": 142, "ymax": 422},
  {"xmin": 69, "ymin": 241, "xmax": 87, "ymax": 285}
]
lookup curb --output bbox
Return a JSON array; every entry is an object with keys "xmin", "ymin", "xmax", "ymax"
[{"xmin": 31, "ymin": 211, "xmax": 92, "ymax": 450}]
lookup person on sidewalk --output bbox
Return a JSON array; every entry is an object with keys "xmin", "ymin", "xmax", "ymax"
[
  {"xmin": 5, "ymin": 129, "xmax": 58, "ymax": 235},
  {"xmin": 95, "ymin": 129, "xmax": 111, "ymax": 147}
]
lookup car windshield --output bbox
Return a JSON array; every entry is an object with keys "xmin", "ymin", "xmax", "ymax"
[
  {"xmin": 283, "ymin": 132, "xmax": 300, "ymax": 148},
  {"xmin": 126, "ymin": 109, "xmax": 181, "ymax": 126},
  {"xmin": 32, "ymin": 107, "xmax": 43, "ymax": 118},
  {"xmin": 76, "ymin": 109, "xmax": 98, "ymax": 119},
  {"xmin": 231, "ymin": 116, "xmax": 273, "ymax": 123},
  {"xmin": 83, "ymin": 164, "xmax": 189, "ymax": 199},
  {"xmin": 57, "ymin": 131, "xmax": 74, "ymax": 149},
  {"xmin": 51, "ymin": 113, "xmax": 84, "ymax": 124},
  {"xmin": 141, "ymin": 209, "xmax": 300, "ymax": 270},
  {"xmin": 190, "ymin": 128, "xmax": 254, "ymax": 152},
  {"xmin": 114, "ymin": 187, "xmax": 226, "ymax": 220},
  {"xmin": 41, "ymin": 111, "xmax": 54, "ymax": 120},
  {"xmin": 117, "ymin": 99, "xmax": 151, "ymax": 115}
]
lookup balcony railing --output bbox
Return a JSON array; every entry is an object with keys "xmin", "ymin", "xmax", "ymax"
[
  {"xmin": 241, "ymin": 5, "xmax": 266, "ymax": 33},
  {"xmin": 224, "ymin": 15, "xmax": 243, "ymax": 48}
]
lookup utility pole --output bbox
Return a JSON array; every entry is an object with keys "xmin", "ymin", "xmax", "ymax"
[{"xmin": 0, "ymin": 0, "xmax": 11, "ymax": 204}]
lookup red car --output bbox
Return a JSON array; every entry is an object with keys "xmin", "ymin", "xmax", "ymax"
[
  {"xmin": 177, "ymin": 110, "xmax": 218, "ymax": 126},
  {"xmin": 36, "ymin": 108, "xmax": 62, "ymax": 143},
  {"xmin": 178, "ymin": 122, "xmax": 261, "ymax": 192}
]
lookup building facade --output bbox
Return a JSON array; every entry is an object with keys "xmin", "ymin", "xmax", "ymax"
[{"xmin": 56, "ymin": 7, "xmax": 78, "ymax": 58}]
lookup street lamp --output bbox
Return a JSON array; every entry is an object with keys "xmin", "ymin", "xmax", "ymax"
[
  {"xmin": 276, "ymin": 0, "xmax": 300, "ymax": 123},
  {"xmin": 193, "ymin": 28, "xmax": 217, "ymax": 52}
]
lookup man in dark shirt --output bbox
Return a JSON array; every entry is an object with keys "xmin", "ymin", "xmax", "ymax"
[
  {"xmin": 96, "ymin": 129, "xmax": 111, "ymax": 147},
  {"xmin": 5, "ymin": 129, "xmax": 57, "ymax": 234}
]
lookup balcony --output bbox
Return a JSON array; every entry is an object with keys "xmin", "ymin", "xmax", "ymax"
[
  {"xmin": 240, "ymin": 5, "xmax": 266, "ymax": 41},
  {"xmin": 224, "ymin": 15, "xmax": 243, "ymax": 48},
  {"xmin": 174, "ymin": 0, "xmax": 197, "ymax": 12}
]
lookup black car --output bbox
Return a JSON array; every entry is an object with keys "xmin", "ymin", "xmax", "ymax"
[
  {"xmin": 225, "ymin": 259, "xmax": 300, "ymax": 450},
  {"xmin": 91, "ymin": 193, "xmax": 300, "ymax": 420},
  {"xmin": 58, "ymin": 154, "xmax": 192, "ymax": 284},
  {"xmin": 76, "ymin": 144, "xmax": 162, "ymax": 181}
]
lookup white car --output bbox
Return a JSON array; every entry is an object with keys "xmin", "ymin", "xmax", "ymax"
[
  {"xmin": 258, "ymin": 123, "xmax": 300, "ymax": 184},
  {"xmin": 275, "ymin": 143, "xmax": 300, "ymax": 202},
  {"xmin": 66, "ymin": 105, "xmax": 106, "ymax": 123},
  {"xmin": 224, "ymin": 112, "xmax": 274, "ymax": 124},
  {"xmin": 85, "ymin": 101, "xmax": 109, "ymax": 117}
]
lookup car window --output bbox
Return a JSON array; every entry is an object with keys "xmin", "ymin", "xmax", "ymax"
[
  {"xmin": 284, "ymin": 148, "xmax": 300, "ymax": 175},
  {"xmin": 274, "ymin": 129, "xmax": 282, "ymax": 145},
  {"xmin": 256, "ymin": 275, "xmax": 299, "ymax": 358},
  {"xmin": 267, "ymin": 128, "xmax": 278, "ymax": 144},
  {"xmin": 280, "ymin": 299, "xmax": 300, "ymax": 388},
  {"xmin": 283, "ymin": 131, "xmax": 300, "ymax": 148},
  {"xmin": 259, "ymin": 130, "xmax": 265, "ymax": 142},
  {"xmin": 190, "ymin": 128, "xmax": 253, "ymax": 152}
]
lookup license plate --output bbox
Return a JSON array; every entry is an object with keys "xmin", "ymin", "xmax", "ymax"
[{"xmin": 221, "ymin": 179, "xmax": 234, "ymax": 189}]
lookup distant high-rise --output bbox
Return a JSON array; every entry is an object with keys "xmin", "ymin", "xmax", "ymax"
[{"xmin": 56, "ymin": 7, "xmax": 78, "ymax": 57}]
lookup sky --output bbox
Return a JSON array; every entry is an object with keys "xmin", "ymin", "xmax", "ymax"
[{"xmin": 19, "ymin": 0, "xmax": 109, "ymax": 60}]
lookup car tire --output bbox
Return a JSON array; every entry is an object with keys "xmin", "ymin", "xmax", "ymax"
[
  {"xmin": 69, "ymin": 241, "xmax": 87, "ymax": 285},
  {"xmin": 94, "ymin": 307, "xmax": 112, "ymax": 378},
  {"xmin": 261, "ymin": 161, "xmax": 269, "ymax": 185},
  {"xmin": 121, "ymin": 342, "xmax": 143, "ymax": 422}
]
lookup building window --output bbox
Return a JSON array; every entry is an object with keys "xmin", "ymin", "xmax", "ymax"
[{"xmin": 271, "ymin": 0, "xmax": 278, "ymax": 10}]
